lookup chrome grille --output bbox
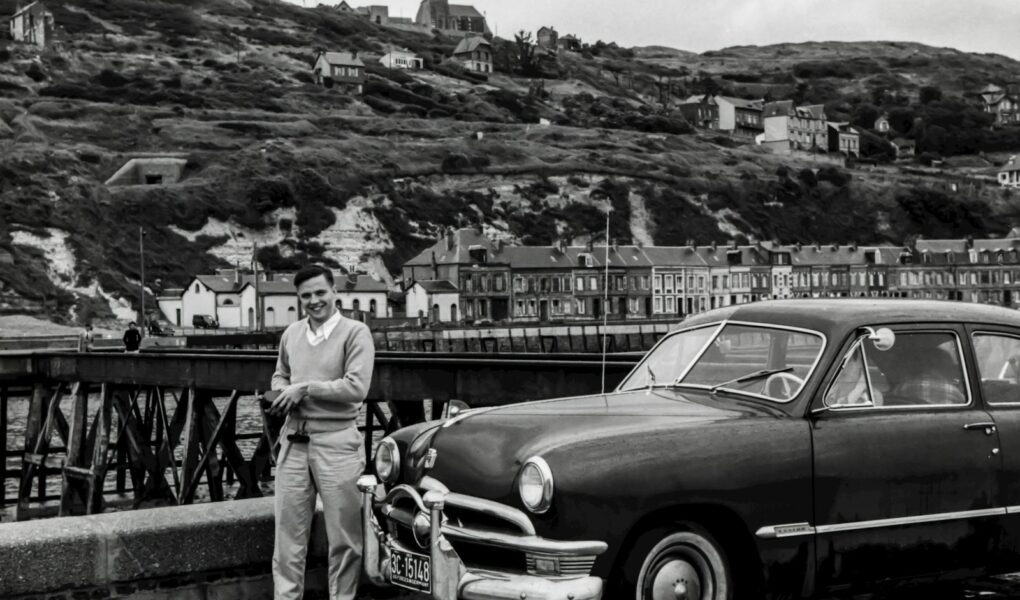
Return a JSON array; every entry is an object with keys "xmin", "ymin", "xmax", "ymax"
[{"xmin": 526, "ymin": 554, "xmax": 597, "ymax": 576}]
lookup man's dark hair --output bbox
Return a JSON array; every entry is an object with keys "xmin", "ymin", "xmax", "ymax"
[{"xmin": 294, "ymin": 264, "xmax": 334, "ymax": 288}]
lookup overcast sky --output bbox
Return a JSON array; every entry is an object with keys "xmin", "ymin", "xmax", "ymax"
[{"xmin": 287, "ymin": 0, "xmax": 1020, "ymax": 60}]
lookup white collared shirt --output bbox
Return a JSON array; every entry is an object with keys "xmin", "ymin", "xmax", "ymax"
[{"xmin": 305, "ymin": 310, "xmax": 341, "ymax": 347}]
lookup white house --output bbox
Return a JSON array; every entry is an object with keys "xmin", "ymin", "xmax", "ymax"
[
  {"xmin": 336, "ymin": 273, "xmax": 390, "ymax": 318},
  {"xmin": 157, "ymin": 288, "xmax": 184, "ymax": 326},
  {"xmin": 380, "ymin": 49, "xmax": 423, "ymax": 70},
  {"xmin": 239, "ymin": 277, "xmax": 299, "ymax": 330},
  {"xmin": 405, "ymin": 280, "xmax": 460, "ymax": 323},
  {"xmin": 181, "ymin": 275, "xmax": 232, "ymax": 328},
  {"xmin": 999, "ymin": 158, "xmax": 1020, "ymax": 189},
  {"xmin": 10, "ymin": 1, "xmax": 55, "ymax": 47}
]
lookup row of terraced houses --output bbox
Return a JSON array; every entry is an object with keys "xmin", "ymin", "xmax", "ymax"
[{"xmin": 401, "ymin": 228, "xmax": 1020, "ymax": 324}]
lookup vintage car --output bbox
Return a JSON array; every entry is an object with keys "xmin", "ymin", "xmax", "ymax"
[{"xmin": 358, "ymin": 299, "xmax": 1020, "ymax": 599}]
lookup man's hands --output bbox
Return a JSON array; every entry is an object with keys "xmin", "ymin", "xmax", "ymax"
[{"xmin": 268, "ymin": 383, "xmax": 307, "ymax": 416}]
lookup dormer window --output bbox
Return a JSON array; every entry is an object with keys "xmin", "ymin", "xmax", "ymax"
[
  {"xmin": 468, "ymin": 245, "xmax": 488, "ymax": 264},
  {"xmin": 922, "ymin": 252, "xmax": 932, "ymax": 265},
  {"xmin": 578, "ymin": 253, "xmax": 594, "ymax": 267}
]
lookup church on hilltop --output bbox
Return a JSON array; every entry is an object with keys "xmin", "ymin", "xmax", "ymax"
[{"xmin": 415, "ymin": 0, "xmax": 489, "ymax": 36}]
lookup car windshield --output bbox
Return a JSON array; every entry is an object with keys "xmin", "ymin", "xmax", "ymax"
[{"xmin": 618, "ymin": 322, "xmax": 825, "ymax": 402}]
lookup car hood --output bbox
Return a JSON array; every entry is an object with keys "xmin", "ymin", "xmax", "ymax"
[{"xmin": 424, "ymin": 388, "xmax": 782, "ymax": 501}]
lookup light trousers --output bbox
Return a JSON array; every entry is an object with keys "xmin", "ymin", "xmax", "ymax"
[{"xmin": 273, "ymin": 426, "xmax": 366, "ymax": 600}]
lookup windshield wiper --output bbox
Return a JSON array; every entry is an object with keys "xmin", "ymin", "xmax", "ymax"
[{"xmin": 709, "ymin": 367, "xmax": 793, "ymax": 395}]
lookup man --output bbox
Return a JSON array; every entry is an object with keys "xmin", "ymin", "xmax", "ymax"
[
  {"xmin": 270, "ymin": 264, "xmax": 375, "ymax": 600},
  {"xmin": 122, "ymin": 322, "xmax": 142, "ymax": 352},
  {"xmin": 78, "ymin": 324, "xmax": 95, "ymax": 352}
]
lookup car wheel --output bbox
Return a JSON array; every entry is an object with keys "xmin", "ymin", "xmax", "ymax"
[{"xmin": 619, "ymin": 523, "xmax": 733, "ymax": 600}]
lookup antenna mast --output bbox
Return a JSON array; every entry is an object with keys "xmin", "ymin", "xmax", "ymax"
[{"xmin": 600, "ymin": 205, "xmax": 611, "ymax": 395}]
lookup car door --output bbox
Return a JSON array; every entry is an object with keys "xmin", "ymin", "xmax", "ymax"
[
  {"xmin": 810, "ymin": 324, "xmax": 1002, "ymax": 593},
  {"xmin": 967, "ymin": 324, "xmax": 1020, "ymax": 571}
]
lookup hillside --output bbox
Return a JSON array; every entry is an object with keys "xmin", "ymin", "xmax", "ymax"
[{"xmin": 1, "ymin": 0, "xmax": 1019, "ymax": 325}]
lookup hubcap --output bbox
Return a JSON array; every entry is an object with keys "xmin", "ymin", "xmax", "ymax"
[{"xmin": 650, "ymin": 559, "xmax": 701, "ymax": 600}]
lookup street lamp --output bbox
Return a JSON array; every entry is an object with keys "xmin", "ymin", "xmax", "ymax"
[{"xmin": 139, "ymin": 226, "xmax": 146, "ymax": 337}]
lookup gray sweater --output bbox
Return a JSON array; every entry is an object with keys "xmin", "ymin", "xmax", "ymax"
[{"xmin": 271, "ymin": 315, "xmax": 375, "ymax": 431}]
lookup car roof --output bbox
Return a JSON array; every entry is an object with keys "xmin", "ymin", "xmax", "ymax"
[{"xmin": 680, "ymin": 299, "xmax": 1020, "ymax": 338}]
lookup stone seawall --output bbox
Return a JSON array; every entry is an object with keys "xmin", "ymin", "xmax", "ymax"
[{"xmin": 0, "ymin": 497, "xmax": 330, "ymax": 599}]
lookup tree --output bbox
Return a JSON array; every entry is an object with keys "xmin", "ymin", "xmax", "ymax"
[
  {"xmin": 850, "ymin": 103, "xmax": 880, "ymax": 130},
  {"xmin": 512, "ymin": 30, "xmax": 536, "ymax": 76},
  {"xmin": 693, "ymin": 73, "xmax": 721, "ymax": 97}
]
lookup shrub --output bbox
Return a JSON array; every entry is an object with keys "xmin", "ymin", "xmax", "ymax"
[
  {"xmin": 798, "ymin": 168, "xmax": 818, "ymax": 187},
  {"xmin": 435, "ymin": 62, "xmax": 488, "ymax": 84},
  {"xmin": 93, "ymin": 69, "xmax": 130, "ymax": 87},
  {"xmin": 816, "ymin": 166, "xmax": 851, "ymax": 187},
  {"xmin": 24, "ymin": 63, "xmax": 47, "ymax": 82}
]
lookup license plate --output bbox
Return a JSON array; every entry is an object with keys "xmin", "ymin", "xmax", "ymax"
[{"xmin": 390, "ymin": 546, "xmax": 431, "ymax": 594}]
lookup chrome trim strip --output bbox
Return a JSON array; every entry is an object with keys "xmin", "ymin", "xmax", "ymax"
[
  {"xmin": 446, "ymin": 492, "xmax": 537, "ymax": 535},
  {"xmin": 443, "ymin": 523, "xmax": 608, "ymax": 556},
  {"xmin": 758, "ymin": 507, "xmax": 1006, "ymax": 539},
  {"xmin": 816, "ymin": 508, "xmax": 1003, "ymax": 534},
  {"xmin": 755, "ymin": 522, "xmax": 816, "ymax": 539}
]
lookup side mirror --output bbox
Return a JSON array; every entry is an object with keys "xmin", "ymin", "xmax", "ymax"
[
  {"xmin": 865, "ymin": 327, "xmax": 896, "ymax": 351},
  {"xmin": 444, "ymin": 399, "xmax": 470, "ymax": 419}
]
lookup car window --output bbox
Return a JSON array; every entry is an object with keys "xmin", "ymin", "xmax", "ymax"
[
  {"xmin": 824, "ymin": 344, "xmax": 876, "ymax": 407},
  {"xmin": 973, "ymin": 333, "xmax": 1020, "ymax": 405},
  {"xmin": 619, "ymin": 325, "xmax": 717, "ymax": 390},
  {"xmin": 679, "ymin": 325, "xmax": 824, "ymax": 401},
  {"xmin": 825, "ymin": 331, "xmax": 968, "ymax": 409}
]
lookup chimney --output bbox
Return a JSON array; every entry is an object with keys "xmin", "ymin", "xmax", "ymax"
[
  {"xmin": 795, "ymin": 242, "xmax": 802, "ymax": 251},
  {"xmin": 849, "ymin": 241, "xmax": 858, "ymax": 252},
  {"xmin": 347, "ymin": 273, "xmax": 359, "ymax": 287},
  {"xmin": 611, "ymin": 239, "xmax": 618, "ymax": 253},
  {"xmin": 496, "ymin": 239, "xmax": 504, "ymax": 252},
  {"xmin": 446, "ymin": 229, "xmax": 454, "ymax": 250},
  {"xmin": 234, "ymin": 269, "xmax": 241, "ymax": 285},
  {"xmin": 586, "ymin": 239, "xmax": 594, "ymax": 253},
  {"xmin": 965, "ymin": 235, "xmax": 974, "ymax": 249},
  {"xmin": 730, "ymin": 239, "xmax": 739, "ymax": 250},
  {"xmin": 710, "ymin": 241, "xmax": 717, "ymax": 252}
]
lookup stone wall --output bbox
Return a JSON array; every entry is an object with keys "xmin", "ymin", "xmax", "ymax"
[{"xmin": 0, "ymin": 497, "xmax": 330, "ymax": 599}]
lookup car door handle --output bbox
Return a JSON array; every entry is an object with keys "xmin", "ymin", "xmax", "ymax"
[{"xmin": 963, "ymin": 422, "xmax": 997, "ymax": 435}]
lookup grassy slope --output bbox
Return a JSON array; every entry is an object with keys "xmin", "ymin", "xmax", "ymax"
[{"xmin": 0, "ymin": 0, "xmax": 1018, "ymax": 324}]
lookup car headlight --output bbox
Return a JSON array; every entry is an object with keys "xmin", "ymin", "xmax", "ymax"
[
  {"xmin": 374, "ymin": 437, "xmax": 400, "ymax": 484},
  {"xmin": 518, "ymin": 456, "xmax": 554, "ymax": 514}
]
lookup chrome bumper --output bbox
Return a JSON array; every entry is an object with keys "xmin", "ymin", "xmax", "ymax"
[{"xmin": 358, "ymin": 475, "xmax": 606, "ymax": 600}]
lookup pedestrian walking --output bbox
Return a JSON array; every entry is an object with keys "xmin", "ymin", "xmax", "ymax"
[
  {"xmin": 268, "ymin": 264, "xmax": 375, "ymax": 600},
  {"xmin": 122, "ymin": 321, "xmax": 142, "ymax": 352},
  {"xmin": 78, "ymin": 323, "xmax": 95, "ymax": 352}
]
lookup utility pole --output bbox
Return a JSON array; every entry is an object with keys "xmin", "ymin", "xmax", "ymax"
[
  {"xmin": 253, "ymin": 242, "xmax": 262, "ymax": 331},
  {"xmin": 139, "ymin": 226, "xmax": 147, "ymax": 336}
]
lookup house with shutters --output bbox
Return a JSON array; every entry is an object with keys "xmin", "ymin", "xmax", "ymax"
[
  {"xmin": 451, "ymin": 36, "xmax": 492, "ymax": 73},
  {"xmin": 715, "ymin": 97, "xmax": 764, "ymax": 139},
  {"xmin": 537, "ymin": 26, "xmax": 558, "ymax": 50},
  {"xmin": 312, "ymin": 51, "xmax": 366, "ymax": 94},
  {"xmin": 827, "ymin": 122, "xmax": 861, "ymax": 157},
  {"xmin": 978, "ymin": 84, "xmax": 1020, "ymax": 127}
]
